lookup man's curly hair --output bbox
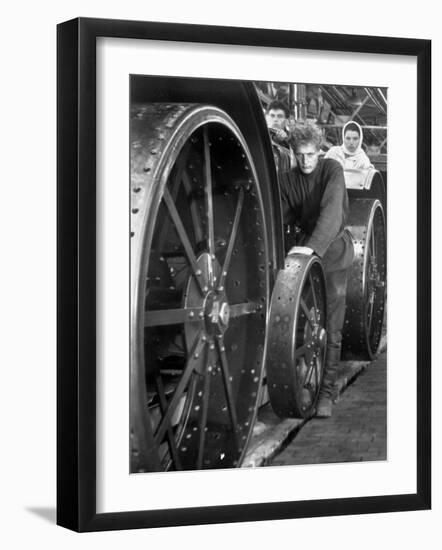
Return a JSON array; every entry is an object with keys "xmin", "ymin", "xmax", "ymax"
[{"xmin": 291, "ymin": 119, "xmax": 322, "ymax": 151}]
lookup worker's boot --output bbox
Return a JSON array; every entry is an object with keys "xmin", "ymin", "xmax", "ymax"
[
  {"xmin": 315, "ymin": 397, "xmax": 333, "ymax": 418},
  {"xmin": 316, "ymin": 339, "xmax": 341, "ymax": 418}
]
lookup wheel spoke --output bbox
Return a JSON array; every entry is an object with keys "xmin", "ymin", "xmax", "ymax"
[
  {"xmin": 156, "ymin": 149, "xmax": 189, "ymax": 251},
  {"xmin": 300, "ymin": 298, "xmax": 315, "ymax": 329},
  {"xmin": 154, "ymin": 375, "xmax": 182, "ymax": 470},
  {"xmin": 308, "ymin": 273, "xmax": 319, "ymax": 323},
  {"xmin": 301, "ymin": 360, "xmax": 315, "ymax": 389},
  {"xmin": 144, "ymin": 307, "xmax": 204, "ymax": 327},
  {"xmin": 154, "ymin": 334, "xmax": 206, "ymax": 444},
  {"xmin": 216, "ymin": 337, "xmax": 239, "ymax": 437},
  {"xmin": 162, "ymin": 187, "xmax": 205, "ymax": 293},
  {"xmin": 229, "ymin": 301, "xmax": 259, "ymax": 318},
  {"xmin": 203, "ymin": 126, "xmax": 215, "ymax": 262},
  {"xmin": 295, "ymin": 344, "xmax": 308, "ymax": 358},
  {"xmin": 219, "ymin": 188, "xmax": 245, "ymax": 288},
  {"xmin": 182, "ymin": 171, "xmax": 205, "ymax": 244},
  {"xmin": 196, "ymin": 349, "xmax": 213, "ymax": 470}
]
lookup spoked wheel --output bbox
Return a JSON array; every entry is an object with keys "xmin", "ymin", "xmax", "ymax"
[
  {"xmin": 342, "ymin": 198, "xmax": 386, "ymax": 360},
  {"xmin": 130, "ymin": 103, "xmax": 271, "ymax": 471},
  {"xmin": 266, "ymin": 255, "xmax": 327, "ymax": 419}
]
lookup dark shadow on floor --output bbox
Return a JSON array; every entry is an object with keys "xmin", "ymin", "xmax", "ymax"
[{"xmin": 26, "ymin": 507, "xmax": 56, "ymax": 524}]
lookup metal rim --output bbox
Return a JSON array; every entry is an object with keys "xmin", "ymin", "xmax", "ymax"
[
  {"xmin": 266, "ymin": 255, "xmax": 327, "ymax": 419},
  {"xmin": 361, "ymin": 202, "xmax": 386, "ymax": 355},
  {"xmin": 130, "ymin": 103, "xmax": 271, "ymax": 471},
  {"xmin": 343, "ymin": 198, "xmax": 386, "ymax": 359}
]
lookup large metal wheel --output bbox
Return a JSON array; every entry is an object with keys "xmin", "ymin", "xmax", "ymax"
[
  {"xmin": 345, "ymin": 167, "xmax": 386, "ymax": 212},
  {"xmin": 342, "ymin": 198, "xmax": 386, "ymax": 360},
  {"xmin": 130, "ymin": 103, "xmax": 271, "ymax": 471},
  {"xmin": 266, "ymin": 255, "xmax": 327, "ymax": 419}
]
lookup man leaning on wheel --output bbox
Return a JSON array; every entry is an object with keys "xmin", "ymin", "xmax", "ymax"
[{"xmin": 279, "ymin": 120, "xmax": 354, "ymax": 418}]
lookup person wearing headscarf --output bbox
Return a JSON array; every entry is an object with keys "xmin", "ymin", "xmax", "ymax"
[{"xmin": 325, "ymin": 120, "xmax": 373, "ymax": 170}]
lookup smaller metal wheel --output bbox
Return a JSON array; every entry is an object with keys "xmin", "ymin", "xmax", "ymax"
[
  {"xmin": 342, "ymin": 198, "xmax": 386, "ymax": 360},
  {"xmin": 345, "ymin": 167, "xmax": 386, "ymax": 211},
  {"xmin": 266, "ymin": 255, "xmax": 327, "ymax": 419}
]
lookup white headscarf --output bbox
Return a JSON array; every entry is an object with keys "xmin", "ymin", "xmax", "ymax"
[{"xmin": 341, "ymin": 120, "xmax": 364, "ymax": 156}]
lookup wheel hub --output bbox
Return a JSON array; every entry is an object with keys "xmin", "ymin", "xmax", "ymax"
[
  {"xmin": 313, "ymin": 326, "xmax": 326, "ymax": 351},
  {"xmin": 208, "ymin": 299, "xmax": 230, "ymax": 328},
  {"xmin": 202, "ymin": 290, "xmax": 230, "ymax": 336},
  {"xmin": 305, "ymin": 313, "xmax": 326, "ymax": 355},
  {"xmin": 184, "ymin": 252, "xmax": 231, "ymax": 346}
]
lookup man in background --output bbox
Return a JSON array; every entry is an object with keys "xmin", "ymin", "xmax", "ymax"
[{"xmin": 265, "ymin": 100, "xmax": 294, "ymax": 175}]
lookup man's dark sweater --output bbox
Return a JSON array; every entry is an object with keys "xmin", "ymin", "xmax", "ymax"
[{"xmin": 279, "ymin": 157, "xmax": 354, "ymax": 272}]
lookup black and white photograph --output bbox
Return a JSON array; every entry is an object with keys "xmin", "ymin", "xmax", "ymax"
[
  {"xmin": 130, "ymin": 77, "xmax": 388, "ymax": 473},
  {"xmin": 51, "ymin": 12, "xmax": 432, "ymax": 536}
]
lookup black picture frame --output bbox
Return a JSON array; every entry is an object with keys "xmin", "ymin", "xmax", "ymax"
[{"xmin": 57, "ymin": 17, "xmax": 431, "ymax": 532}]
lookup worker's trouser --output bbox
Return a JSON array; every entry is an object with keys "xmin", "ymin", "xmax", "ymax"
[{"xmin": 320, "ymin": 268, "xmax": 349, "ymax": 399}]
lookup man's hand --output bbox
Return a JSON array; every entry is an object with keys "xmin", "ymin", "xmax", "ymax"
[
  {"xmin": 288, "ymin": 246, "xmax": 314, "ymax": 255},
  {"xmin": 272, "ymin": 128, "xmax": 288, "ymax": 141}
]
